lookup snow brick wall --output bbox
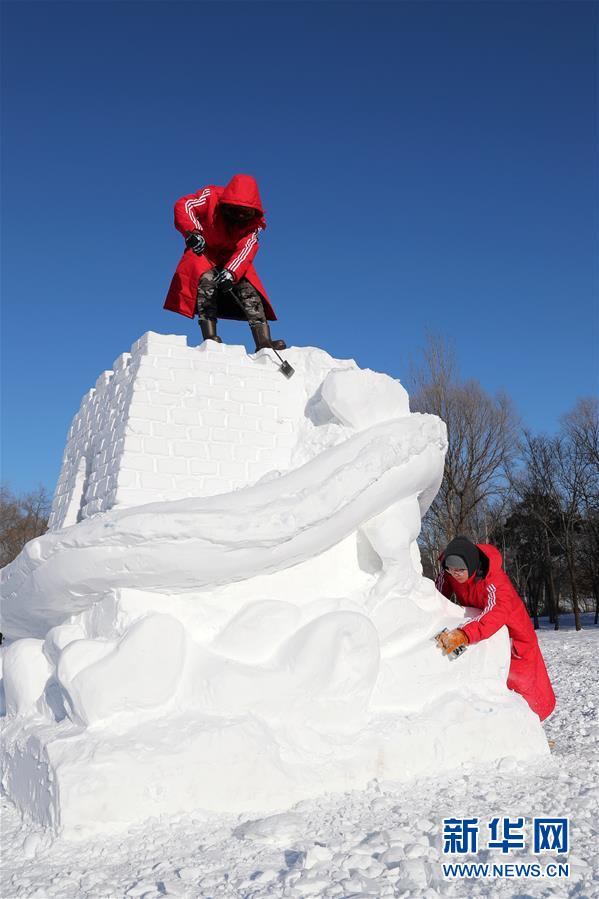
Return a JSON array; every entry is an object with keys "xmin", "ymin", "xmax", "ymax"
[{"xmin": 49, "ymin": 332, "xmax": 297, "ymax": 530}]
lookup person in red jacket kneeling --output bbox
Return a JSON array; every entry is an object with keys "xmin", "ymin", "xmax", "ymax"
[
  {"xmin": 164, "ymin": 174, "xmax": 286, "ymax": 351},
  {"xmin": 435, "ymin": 535, "xmax": 556, "ymax": 722}
]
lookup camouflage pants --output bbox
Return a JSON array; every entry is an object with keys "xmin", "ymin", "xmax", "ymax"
[{"xmin": 196, "ymin": 269, "xmax": 266, "ymax": 326}]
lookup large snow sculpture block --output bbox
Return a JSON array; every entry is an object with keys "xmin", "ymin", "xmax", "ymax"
[{"xmin": 1, "ymin": 338, "xmax": 550, "ymax": 836}]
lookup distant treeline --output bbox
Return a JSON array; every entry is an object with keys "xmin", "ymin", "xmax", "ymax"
[
  {"xmin": 0, "ymin": 484, "xmax": 51, "ymax": 568},
  {"xmin": 411, "ymin": 336, "xmax": 598, "ymax": 630}
]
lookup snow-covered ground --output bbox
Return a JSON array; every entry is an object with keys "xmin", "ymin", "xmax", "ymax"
[{"xmin": 2, "ymin": 613, "xmax": 596, "ymax": 899}]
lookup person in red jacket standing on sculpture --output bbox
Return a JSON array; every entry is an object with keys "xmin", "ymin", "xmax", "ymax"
[
  {"xmin": 435, "ymin": 535, "xmax": 556, "ymax": 722},
  {"xmin": 164, "ymin": 173, "xmax": 286, "ymax": 351}
]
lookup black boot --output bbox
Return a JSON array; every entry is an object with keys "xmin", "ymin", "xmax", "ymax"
[
  {"xmin": 250, "ymin": 322, "xmax": 286, "ymax": 351},
  {"xmin": 200, "ymin": 319, "xmax": 222, "ymax": 343}
]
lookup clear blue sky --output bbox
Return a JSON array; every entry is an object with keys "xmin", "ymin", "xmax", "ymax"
[{"xmin": 2, "ymin": 1, "xmax": 597, "ymax": 495}]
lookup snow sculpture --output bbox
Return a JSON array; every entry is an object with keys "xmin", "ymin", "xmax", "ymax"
[{"xmin": 0, "ymin": 334, "xmax": 549, "ymax": 836}]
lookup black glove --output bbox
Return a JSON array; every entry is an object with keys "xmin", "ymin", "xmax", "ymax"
[
  {"xmin": 185, "ymin": 230, "xmax": 206, "ymax": 255},
  {"xmin": 215, "ymin": 269, "xmax": 235, "ymax": 290}
]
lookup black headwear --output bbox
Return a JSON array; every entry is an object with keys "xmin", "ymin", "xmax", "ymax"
[{"xmin": 443, "ymin": 536, "xmax": 481, "ymax": 578}]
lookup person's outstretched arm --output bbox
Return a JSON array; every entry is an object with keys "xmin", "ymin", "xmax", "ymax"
[
  {"xmin": 460, "ymin": 580, "xmax": 513, "ymax": 643},
  {"xmin": 223, "ymin": 229, "xmax": 261, "ymax": 281},
  {"xmin": 174, "ymin": 187, "xmax": 211, "ymax": 236}
]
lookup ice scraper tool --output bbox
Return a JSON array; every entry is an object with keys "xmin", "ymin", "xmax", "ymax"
[
  {"xmin": 434, "ymin": 628, "xmax": 468, "ymax": 660},
  {"xmin": 268, "ymin": 347, "xmax": 295, "ymax": 379},
  {"xmin": 224, "ymin": 285, "xmax": 295, "ymax": 379}
]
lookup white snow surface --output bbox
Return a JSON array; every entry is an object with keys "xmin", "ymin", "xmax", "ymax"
[
  {"xmin": 1, "ymin": 617, "xmax": 596, "ymax": 898},
  {"xmin": 1, "ymin": 340, "xmax": 553, "ymax": 848}
]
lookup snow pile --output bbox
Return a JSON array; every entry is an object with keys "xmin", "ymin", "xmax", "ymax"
[{"xmin": 0, "ymin": 336, "xmax": 550, "ymax": 837}]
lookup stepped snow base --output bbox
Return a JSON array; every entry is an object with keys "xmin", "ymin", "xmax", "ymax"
[
  {"xmin": 3, "ymin": 682, "xmax": 546, "ymax": 838},
  {"xmin": 1, "ymin": 339, "xmax": 550, "ymax": 836},
  {"xmin": 1, "ymin": 571, "xmax": 549, "ymax": 838}
]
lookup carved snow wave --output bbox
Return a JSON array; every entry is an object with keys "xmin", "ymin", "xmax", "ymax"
[{"xmin": 2, "ymin": 414, "xmax": 446, "ymax": 639}]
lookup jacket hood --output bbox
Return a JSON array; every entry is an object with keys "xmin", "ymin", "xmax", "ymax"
[
  {"xmin": 439, "ymin": 538, "xmax": 505, "ymax": 580},
  {"xmin": 220, "ymin": 174, "xmax": 265, "ymax": 225},
  {"xmin": 476, "ymin": 543, "xmax": 504, "ymax": 576},
  {"xmin": 441, "ymin": 535, "xmax": 481, "ymax": 577}
]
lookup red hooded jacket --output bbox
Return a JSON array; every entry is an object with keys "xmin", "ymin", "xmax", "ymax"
[
  {"xmin": 164, "ymin": 174, "xmax": 276, "ymax": 321},
  {"xmin": 436, "ymin": 543, "xmax": 556, "ymax": 721}
]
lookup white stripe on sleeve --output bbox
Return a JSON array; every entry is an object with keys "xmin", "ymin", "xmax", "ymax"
[
  {"xmin": 229, "ymin": 230, "xmax": 259, "ymax": 272},
  {"xmin": 184, "ymin": 188, "xmax": 210, "ymax": 230},
  {"xmin": 470, "ymin": 584, "xmax": 497, "ymax": 623}
]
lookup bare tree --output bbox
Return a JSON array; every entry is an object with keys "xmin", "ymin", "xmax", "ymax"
[
  {"xmin": 562, "ymin": 397, "xmax": 599, "ymax": 469},
  {"xmin": 516, "ymin": 430, "xmax": 590, "ymax": 631},
  {"xmin": 492, "ymin": 489, "xmax": 562, "ymax": 628},
  {"xmin": 562, "ymin": 398, "xmax": 599, "ymax": 623},
  {"xmin": 0, "ymin": 484, "xmax": 51, "ymax": 567},
  {"xmin": 410, "ymin": 335, "xmax": 519, "ymax": 572}
]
